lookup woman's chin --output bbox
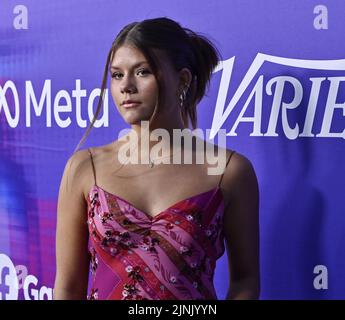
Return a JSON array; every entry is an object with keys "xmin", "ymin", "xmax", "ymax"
[{"xmin": 123, "ymin": 115, "xmax": 150, "ymax": 125}]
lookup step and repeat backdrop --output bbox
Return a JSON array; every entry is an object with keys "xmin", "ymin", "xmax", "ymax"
[{"xmin": 0, "ymin": 1, "xmax": 344, "ymax": 299}]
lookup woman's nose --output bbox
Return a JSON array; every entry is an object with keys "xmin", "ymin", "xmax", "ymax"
[{"xmin": 120, "ymin": 76, "xmax": 137, "ymax": 94}]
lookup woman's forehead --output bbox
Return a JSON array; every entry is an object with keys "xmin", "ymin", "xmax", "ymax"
[
  {"xmin": 111, "ymin": 45, "xmax": 147, "ymax": 65},
  {"xmin": 112, "ymin": 45, "xmax": 175, "ymax": 73}
]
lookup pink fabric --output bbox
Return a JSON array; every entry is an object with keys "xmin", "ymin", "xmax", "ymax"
[{"xmin": 86, "ymin": 184, "xmax": 226, "ymax": 300}]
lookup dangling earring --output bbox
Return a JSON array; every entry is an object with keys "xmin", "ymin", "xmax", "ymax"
[{"xmin": 179, "ymin": 84, "xmax": 188, "ymax": 110}]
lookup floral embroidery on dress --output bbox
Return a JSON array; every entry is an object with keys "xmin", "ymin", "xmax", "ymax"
[
  {"xmin": 179, "ymin": 245, "xmax": 192, "ymax": 256},
  {"xmin": 88, "ymin": 288, "xmax": 99, "ymax": 300},
  {"xmin": 90, "ymin": 247, "xmax": 98, "ymax": 275},
  {"xmin": 100, "ymin": 212, "xmax": 115, "ymax": 224},
  {"xmin": 122, "ymin": 265, "xmax": 148, "ymax": 300},
  {"xmin": 189, "ymin": 209, "xmax": 203, "ymax": 226},
  {"xmin": 100, "ymin": 229, "xmax": 138, "ymax": 252},
  {"xmin": 88, "ymin": 191, "xmax": 98, "ymax": 218},
  {"xmin": 204, "ymin": 215, "xmax": 222, "ymax": 242},
  {"xmin": 165, "ymin": 222, "xmax": 175, "ymax": 231},
  {"xmin": 88, "ymin": 191, "xmax": 141, "ymax": 259},
  {"xmin": 140, "ymin": 236, "xmax": 160, "ymax": 253}
]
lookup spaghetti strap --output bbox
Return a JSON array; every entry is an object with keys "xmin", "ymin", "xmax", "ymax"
[
  {"xmin": 217, "ymin": 150, "xmax": 236, "ymax": 187},
  {"xmin": 87, "ymin": 148, "xmax": 97, "ymax": 186}
]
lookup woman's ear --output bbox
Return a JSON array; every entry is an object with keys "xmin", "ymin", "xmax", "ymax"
[{"xmin": 178, "ymin": 68, "xmax": 193, "ymax": 90}]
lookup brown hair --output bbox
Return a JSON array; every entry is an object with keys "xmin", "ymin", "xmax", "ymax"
[{"xmin": 73, "ymin": 17, "xmax": 221, "ymax": 153}]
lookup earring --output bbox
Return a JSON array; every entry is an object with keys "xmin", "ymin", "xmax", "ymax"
[{"xmin": 179, "ymin": 84, "xmax": 189, "ymax": 109}]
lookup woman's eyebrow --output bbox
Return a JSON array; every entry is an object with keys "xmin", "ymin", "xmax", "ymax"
[{"xmin": 110, "ymin": 61, "xmax": 148, "ymax": 71}]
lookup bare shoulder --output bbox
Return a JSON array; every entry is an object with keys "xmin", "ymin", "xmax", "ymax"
[
  {"xmin": 225, "ymin": 149, "xmax": 256, "ymax": 177},
  {"xmin": 221, "ymin": 149, "xmax": 259, "ymax": 209},
  {"xmin": 62, "ymin": 148, "xmax": 96, "ymax": 202},
  {"xmin": 77, "ymin": 142, "xmax": 118, "ymax": 196}
]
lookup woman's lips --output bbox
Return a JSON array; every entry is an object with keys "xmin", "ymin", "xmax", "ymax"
[{"xmin": 122, "ymin": 102, "xmax": 141, "ymax": 108}]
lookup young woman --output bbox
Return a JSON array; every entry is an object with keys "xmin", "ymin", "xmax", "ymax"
[{"xmin": 54, "ymin": 17, "xmax": 260, "ymax": 300}]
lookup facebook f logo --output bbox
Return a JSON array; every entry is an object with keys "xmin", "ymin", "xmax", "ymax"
[
  {"xmin": 0, "ymin": 266, "xmax": 10, "ymax": 299},
  {"xmin": 0, "ymin": 254, "xmax": 19, "ymax": 300}
]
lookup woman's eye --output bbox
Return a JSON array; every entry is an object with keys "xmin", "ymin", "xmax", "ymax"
[
  {"xmin": 137, "ymin": 69, "xmax": 150, "ymax": 76},
  {"xmin": 111, "ymin": 69, "xmax": 150, "ymax": 79},
  {"xmin": 111, "ymin": 72, "xmax": 122, "ymax": 79}
]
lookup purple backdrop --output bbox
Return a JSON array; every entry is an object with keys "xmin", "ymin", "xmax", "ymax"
[{"xmin": 0, "ymin": 0, "xmax": 344, "ymax": 299}]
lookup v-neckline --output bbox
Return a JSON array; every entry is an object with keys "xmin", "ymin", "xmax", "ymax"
[{"xmin": 89, "ymin": 184, "xmax": 222, "ymax": 220}]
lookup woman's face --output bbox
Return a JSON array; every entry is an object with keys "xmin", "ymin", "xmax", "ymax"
[{"xmin": 110, "ymin": 44, "xmax": 180, "ymax": 126}]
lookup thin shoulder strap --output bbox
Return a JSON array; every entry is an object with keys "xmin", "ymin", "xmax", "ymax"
[
  {"xmin": 217, "ymin": 150, "xmax": 236, "ymax": 187},
  {"xmin": 87, "ymin": 148, "xmax": 97, "ymax": 186}
]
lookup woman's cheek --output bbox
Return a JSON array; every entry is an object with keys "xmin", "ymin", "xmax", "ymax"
[{"xmin": 110, "ymin": 90, "xmax": 120, "ymax": 108}]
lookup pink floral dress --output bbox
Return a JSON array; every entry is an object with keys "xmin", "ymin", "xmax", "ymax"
[{"xmin": 86, "ymin": 184, "xmax": 226, "ymax": 300}]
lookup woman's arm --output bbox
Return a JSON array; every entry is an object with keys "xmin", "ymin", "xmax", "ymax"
[
  {"xmin": 53, "ymin": 150, "xmax": 91, "ymax": 300},
  {"xmin": 222, "ymin": 151, "xmax": 260, "ymax": 300}
]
